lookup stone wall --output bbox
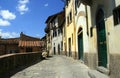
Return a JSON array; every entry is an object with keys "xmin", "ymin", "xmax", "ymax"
[
  {"xmin": 84, "ymin": 53, "xmax": 97, "ymax": 69},
  {"xmin": 65, "ymin": 51, "xmax": 78, "ymax": 60},
  {"xmin": 110, "ymin": 53, "xmax": 120, "ymax": 78},
  {"xmin": 0, "ymin": 44, "xmax": 18, "ymax": 55},
  {"xmin": 0, "ymin": 52, "xmax": 42, "ymax": 75}
]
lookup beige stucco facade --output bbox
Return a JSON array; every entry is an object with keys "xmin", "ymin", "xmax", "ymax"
[
  {"xmin": 82, "ymin": 0, "xmax": 120, "ymax": 77},
  {"xmin": 45, "ymin": 0, "xmax": 120, "ymax": 77},
  {"xmin": 87, "ymin": 0, "xmax": 114, "ymax": 68},
  {"xmin": 64, "ymin": 0, "xmax": 120, "ymax": 77}
]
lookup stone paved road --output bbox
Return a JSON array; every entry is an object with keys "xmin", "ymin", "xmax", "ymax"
[{"xmin": 11, "ymin": 55, "xmax": 91, "ymax": 78}]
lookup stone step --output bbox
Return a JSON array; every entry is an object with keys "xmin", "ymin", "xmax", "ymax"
[{"xmin": 88, "ymin": 69, "xmax": 109, "ymax": 78}]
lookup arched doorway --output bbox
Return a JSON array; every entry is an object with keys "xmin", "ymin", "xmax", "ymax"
[
  {"xmin": 78, "ymin": 28, "xmax": 83, "ymax": 60},
  {"xmin": 96, "ymin": 9, "xmax": 107, "ymax": 67}
]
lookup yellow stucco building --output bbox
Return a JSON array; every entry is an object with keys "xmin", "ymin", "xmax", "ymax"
[{"xmin": 65, "ymin": 0, "xmax": 77, "ymax": 58}]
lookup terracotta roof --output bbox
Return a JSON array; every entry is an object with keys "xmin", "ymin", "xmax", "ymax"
[
  {"xmin": 0, "ymin": 38, "xmax": 19, "ymax": 44},
  {"xmin": 20, "ymin": 32, "xmax": 40, "ymax": 41},
  {"xmin": 19, "ymin": 41, "xmax": 44, "ymax": 47}
]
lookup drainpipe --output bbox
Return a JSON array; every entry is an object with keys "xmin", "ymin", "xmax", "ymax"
[{"xmin": 85, "ymin": 5, "xmax": 89, "ymax": 36}]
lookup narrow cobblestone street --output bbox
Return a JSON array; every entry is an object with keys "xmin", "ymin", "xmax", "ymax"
[{"xmin": 11, "ymin": 55, "xmax": 91, "ymax": 78}]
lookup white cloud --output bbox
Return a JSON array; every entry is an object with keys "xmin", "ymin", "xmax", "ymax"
[
  {"xmin": 19, "ymin": 0, "xmax": 29, "ymax": 4},
  {"xmin": 0, "ymin": 29, "xmax": 19, "ymax": 38},
  {"xmin": 0, "ymin": 19, "xmax": 10, "ymax": 26},
  {"xmin": 44, "ymin": 3, "xmax": 49, "ymax": 7},
  {"xmin": 18, "ymin": 5, "xmax": 28, "ymax": 12},
  {"xmin": 0, "ymin": 10, "xmax": 16, "ymax": 20},
  {"xmin": 17, "ymin": 0, "xmax": 29, "ymax": 15}
]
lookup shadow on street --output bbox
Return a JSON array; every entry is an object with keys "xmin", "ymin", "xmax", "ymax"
[{"xmin": 0, "ymin": 56, "xmax": 53, "ymax": 78}]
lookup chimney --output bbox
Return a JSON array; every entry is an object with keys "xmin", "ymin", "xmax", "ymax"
[
  {"xmin": 20, "ymin": 32, "xmax": 23, "ymax": 36},
  {"xmin": 0, "ymin": 35, "xmax": 2, "ymax": 39}
]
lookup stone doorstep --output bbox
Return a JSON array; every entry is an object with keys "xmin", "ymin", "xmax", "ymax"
[
  {"xmin": 88, "ymin": 69, "xmax": 109, "ymax": 78},
  {"xmin": 97, "ymin": 66, "xmax": 110, "ymax": 75}
]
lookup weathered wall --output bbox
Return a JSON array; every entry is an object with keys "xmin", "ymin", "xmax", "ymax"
[
  {"xmin": 89, "ymin": 0, "xmax": 120, "ymax": 77},
  {"xmin": 89, "ymin": 0, "xmax": 116, "ymax": 68},
  {"xmin": 109, "ymin": 54, "xmax": 120, "ymax": 78},
  {"xmin": 19, "ymin": 47, "xmax": 26, "ymax": 53},
  {"xmin": 62, "ymin": 26, "xmax": 67, "ymax": 55},
  {"xmin": 19, "ymin": 47, "xmax": 41, "ymax": 53},
  {"xmin": 0, "ymin": 52, "xmax": 42, "ymax": 76},
  {"xmin": 6, "ymin": 44, "xmax": 19, "ymax": 53},
  {"xmin": 52, "ymin": 17, "xmax": 63, "ymax": 55},
  {"xmin": 84, "ymin": 53, "xmax": 97, "ymax": 69},
  {"xmin": 75, "ymin": 3, "xmax": 90, "ymax": 61},
  {"xmin": 33, "ymin": 47, "xmax": 41, "ymax": 52},
  {"xmin": 52, "ymin": 34, "xmax": 63, "ymax": 55}
]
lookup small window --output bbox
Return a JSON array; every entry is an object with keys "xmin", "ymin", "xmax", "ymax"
[
  {"xmin": 72, "ymin": 34, "xmax": 73, "ymax": 45},
  {"xmin": 113, "ymin": 5, "xmax": 120, "ymax": 26},
  {"xmin": 75, "ymin": 0, "xmax": 81, "ymax": 9},
  {"xmin": 26, "ymin": 47, "xmax": 32, "ymax": 52},
  {"xmin": 48, "ymin": 37, "xmax": 50, "ymax": 43},
  {"xmin": 58, "ymin": 29, "xmax": 61, "ymax": 35},
  {"xmin": 70, "ymin": 12, "xmax": 72, "ymax": 23},
  {"xmin": 55, "ymin": 30, "xmax": 57, "ymax": 37},
  {"xmin": 67, "ymin": 16, "xmax": 69, "ymax": 25},
  {"xmin": 67, "ymin": 11, "xmax": 72, "ymax": 25},
  {"xmin": 64, "ymin": 27, "xmax": 66, "ymax": 37},
  {"xmin": 77, "ymin": 0, "xmax": 81, "ymax": 7},
  {"xmin": 53, "ymin": 31, "xmax": 54, "ymax": 37}
]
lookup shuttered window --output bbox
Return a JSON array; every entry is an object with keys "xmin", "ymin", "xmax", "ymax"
[{"xmin": 113, "ymin": 5, "xmax": 120, "ymax": 26}]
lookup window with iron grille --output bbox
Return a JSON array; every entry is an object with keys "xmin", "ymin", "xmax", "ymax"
[
  {"xmin": 67, "ymin": 16, "xmax": 69, "ymax": 25},
  {"xmin": 67, "ymin": 11, "xmax": 72, "ymax": 25},
  {"xmin": 113, "ymin": 5, "xmax": 120, "ymax": 26},
  {"xmin": 58, "ymin": 29, "xmax": 60, "ymax": 35},
  {"xmin": 69, "ymin": 12, "xmax": 72, "ymax": 22}
]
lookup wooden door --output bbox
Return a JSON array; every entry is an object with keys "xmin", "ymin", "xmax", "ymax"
[
  {"xmin": 78, "ymin": 32, "xmax": 83, "ymax": 60},
  {"xmin": 96, "ymin": 9, "xmax": 107, "ymax": 67}
]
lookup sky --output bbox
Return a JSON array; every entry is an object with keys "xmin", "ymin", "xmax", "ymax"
[{"xmin": 0, "ymin": 0, "xmax": 64, "ymax": 38}]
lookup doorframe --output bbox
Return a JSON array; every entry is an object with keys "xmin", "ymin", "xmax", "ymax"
[
  {"xmin": 77, "ymin": 27, "xmax": 83, "ymax": 60},
  {"xmin": 95, "ymin": 7, "xmax": 109, "ymax": 68}
]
